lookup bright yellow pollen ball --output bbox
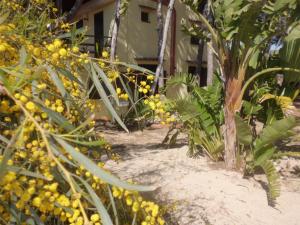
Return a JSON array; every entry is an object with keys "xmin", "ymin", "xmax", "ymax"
[
  {"xmin": 59, "ymin": 48, "xmax": 67, "ymax": 57},
  {"xmin": 90, "ymin": 214, "xmax": 100, "ymax": 222},
  {"xmin": 25, "ymin": 101, "xmax": 36, "ymax": 111}
]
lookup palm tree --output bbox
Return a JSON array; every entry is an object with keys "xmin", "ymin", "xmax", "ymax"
[{"xmin": 183, "ymin": 0, "xmax": 300, "ymax": 169}]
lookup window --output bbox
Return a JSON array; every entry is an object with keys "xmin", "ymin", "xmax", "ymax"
[
  {"xmin": 190, "ymin": 36, "xmax": 200, "ymax": 45},
  {"xmin": 141, "ymin": 11, "xmax": 150, "ymax": 23}
]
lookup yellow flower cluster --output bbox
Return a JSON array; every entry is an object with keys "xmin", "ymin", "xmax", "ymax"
[
  {"xmin": 116, "ymin": 88, "xmax": 129, "ymax": 100},
  {"xmin": 112, "ymin": 186, "xmax": 165, "ymax": 225},
  {"xmin": 107, "ymin": 70, "xmax": 120, "ymax": 81},
  {"xmin": 2, "ymin": 0, "xmax": 22, "ymax": 10},
  {"xmin": 144, "ymin": 94, "xmax": 175, "ymax": 124},
  {"xmin": 0, "ymin": 1, "xmax": 165, "ymax": 224}
]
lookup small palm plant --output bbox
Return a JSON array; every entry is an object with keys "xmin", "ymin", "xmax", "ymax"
[{"xmin": 165, "ymin": 73, "xmax": 224, "ymax": 161}]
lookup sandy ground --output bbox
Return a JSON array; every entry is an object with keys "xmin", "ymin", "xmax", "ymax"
[{"xmin": 103, "ymin": 128, "xmax": 300, "ymax": 225}]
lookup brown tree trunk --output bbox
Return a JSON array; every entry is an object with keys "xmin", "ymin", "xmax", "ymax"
[
  {"xmin": 110, "ymin": 0, "xmax": 121, "ymax": 62},
  {"xmin": 224, "ymin": 102, "xmax": 237, "ymax": 169},
  {"xmin": 223, "ymin": 76, "xmax": 242, "ymax": 169}
]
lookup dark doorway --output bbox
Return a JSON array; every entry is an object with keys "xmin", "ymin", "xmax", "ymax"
[
  {"xmin": 94, "ymin": 11, "xmax": 104, "ymax": 57},
  {"xmin": 200, "ymin": 67, "xmax": 207, "ymax": 87},
  {"xmin": 188, "ymin": 66, "xmax": 207, "ymax": 87}
]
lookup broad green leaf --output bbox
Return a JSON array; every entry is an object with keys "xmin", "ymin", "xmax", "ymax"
[
  {"xmin": 235, "ymin": 115, "xmax": 252, "ymax": 145},
  {"xmin": 259, "ymin": 160, "xmax": 280, "ymax": 202},
  {"xmin": 74, "ymin": 175, "xmax": 113, "ymax": 225},
  {"xmin": 89, "ymin": 63, "xmax": 128, "ymax": 132},
  {"xmin": 248, "ymin": 49, "xmax": 260, "ymax": 69},
  {"xmin": 279, "ymin": 39, "xmax": 300, "ymax": 82},
  {"xmin": 255, "ymin": 117, "xmax": 296, "ymax": 149},
  {"xmin": 285, "ymin": 25, "xmax": 300, "ymax": 42},
  {"xmin": 55, "ymin": 137, "xmax": 154, "ymax": 192},
  {"xmin": 243, "ymin": 101, "xmax": 262, "ymax": 115},
  {"xmin": 254, "ymin": 146, "xmax": 276, "ymax": 166}
]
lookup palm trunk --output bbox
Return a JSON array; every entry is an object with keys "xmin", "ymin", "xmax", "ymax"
[
  {"xmin": 152, "ymin": 0, "xmax": 176, "ymax": 92},
  {"xmin": 223, "ymin": 75, "xmax": 242, "ymax": 169},
  {"xmin": 110, "ymin": 0, "xmax": 121, "ymax": 62},
  {"xmin": 224, "ymin": 102, "xmax": 237, "ymax": 169}
]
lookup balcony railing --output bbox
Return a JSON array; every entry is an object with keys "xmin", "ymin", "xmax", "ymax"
[{"xmin": 80, "ymin": 35, "xmax": 112, "ymax": 57}]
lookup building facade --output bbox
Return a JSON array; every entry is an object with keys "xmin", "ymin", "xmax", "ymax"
[{"xmin": 59, "ymin": 0, "xmax": 208, "ymax": 84}]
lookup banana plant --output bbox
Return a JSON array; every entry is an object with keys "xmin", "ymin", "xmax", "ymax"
[
  {"xmin": 182, "ymin": 0, "xmax": 300, "ymax": 169},
  {"xmin": 235, "ymin": 115, "xmax": 296, "ymax": 204}
]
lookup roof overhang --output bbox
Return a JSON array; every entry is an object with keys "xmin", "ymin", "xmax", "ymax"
[{"xmin": 73, "ymin": 0, "xmax": 114, "ymax": 20}]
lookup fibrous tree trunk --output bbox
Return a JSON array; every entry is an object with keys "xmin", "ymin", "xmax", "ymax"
[
  {"xmin": 223, "ymin": 70, "xmax": 243, "ymax": 169},
  {"xmin": 110, "ymin": 0, "xmax": 121, "ymax": 62},
  {"xmin": 152, "ymin": 0, "xmax": 176, "ymax": 92},
  {"xmin": 224, "ymin": 94, "xmax": 237, "ymax": 168},
  {"xmin": 157, "ymin": 0, "xmax": 164, "ymax": 88}
]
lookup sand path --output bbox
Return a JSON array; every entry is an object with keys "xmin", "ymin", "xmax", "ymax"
[{"xmin": 103, "ymin": 128, "xmax": 300, "ymax": 225}]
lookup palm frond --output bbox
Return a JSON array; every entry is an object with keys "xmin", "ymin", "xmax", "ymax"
[
  {"xmin": 166, "ymin": 73, "xmax": 198, "ymax": 88},
  {"xmin": 279, "ymin": 39, "xmax": 300, "ymax": 83},
  {"xmin": 260, "ymin": 160, "xmax": 280, "ymax": 205}
]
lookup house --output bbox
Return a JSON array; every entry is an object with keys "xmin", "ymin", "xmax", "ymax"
[{"xmin": 57, "ymin": 0, "xmax": 209, "ymax": 85}]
